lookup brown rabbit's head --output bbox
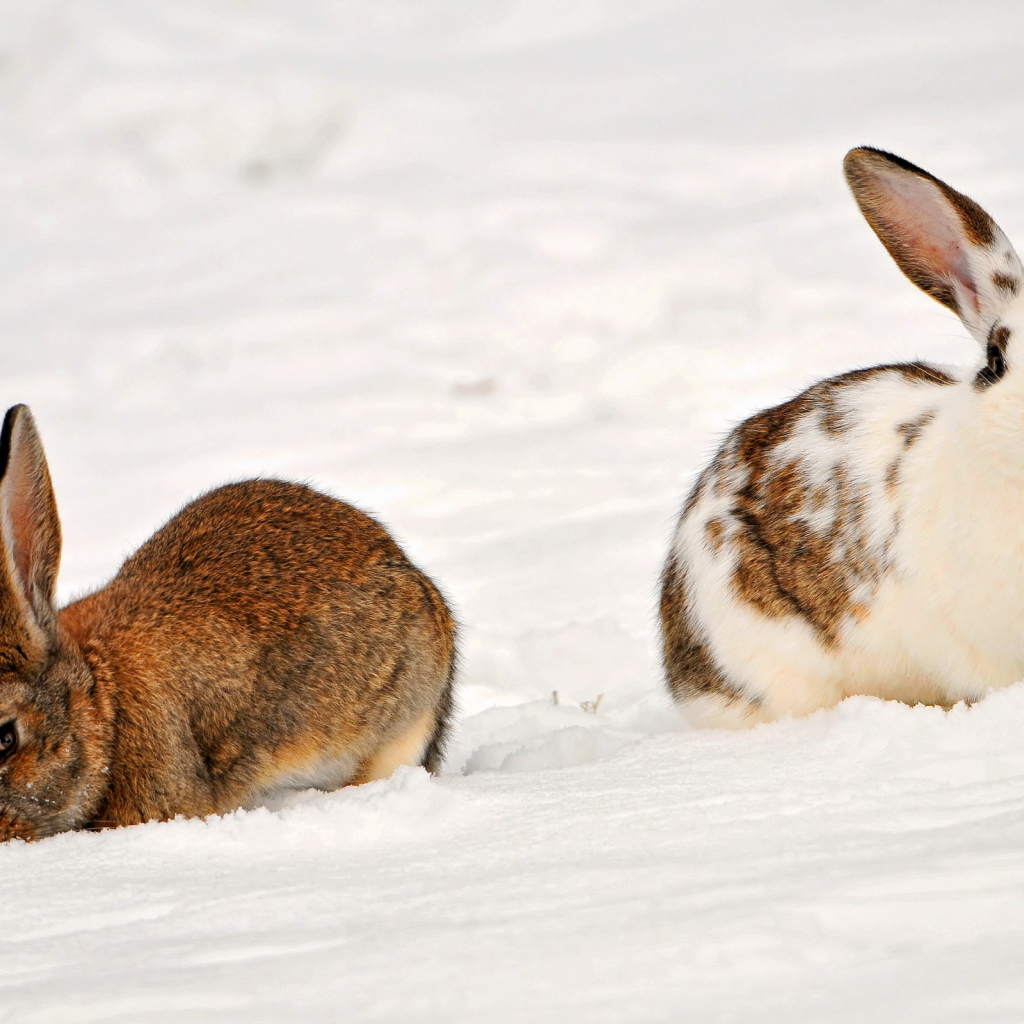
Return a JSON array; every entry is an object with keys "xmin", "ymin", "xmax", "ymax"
[{"xmin": 0, "ymin": 406, "xmax": 109, "ymax": 841}]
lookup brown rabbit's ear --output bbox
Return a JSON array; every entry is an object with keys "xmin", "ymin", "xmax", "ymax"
[
  {"xmin": 844, "ymin": 147, "xmax": 1024, "ymax": 345},
  {"xmin": 0, "ymin": 405, "xmax": 61, "ymax": 637}
]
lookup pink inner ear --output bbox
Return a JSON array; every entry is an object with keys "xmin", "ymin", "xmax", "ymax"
[{"xmin": 878, "ymin": 167, "xmax": 981, "ymax": 314}]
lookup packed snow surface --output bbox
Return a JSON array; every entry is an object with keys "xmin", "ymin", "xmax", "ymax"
[{"xmin": 2, "ymin": 1, "xmax": 1024, "ymax": 1020}]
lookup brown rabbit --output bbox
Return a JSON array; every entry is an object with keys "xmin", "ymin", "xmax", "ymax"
[{"xmin": 0, "ymin": 404, "xmax": 457, "ymax": 840}]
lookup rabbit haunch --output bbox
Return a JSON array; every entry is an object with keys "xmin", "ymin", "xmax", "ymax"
[
  {"xmin": 0, "ymin": 405, "xmax": 457, "ymax": 840},
  {"xmin": 661, "ymin": 147, "xmax": 1024, "ymax": 728}
]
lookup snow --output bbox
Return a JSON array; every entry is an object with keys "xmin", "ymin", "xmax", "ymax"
[{"xmin": 2, "ymin": 1, "xmax": 1024, "ymax": 1019}]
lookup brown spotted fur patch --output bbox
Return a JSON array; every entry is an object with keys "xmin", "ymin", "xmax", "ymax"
[
  {"xmin": 660, "ymin": 556, "xmax": 751, "ymax": 707},
  {"xmin": 729, "ymin": 455, "xmax": 874, "ymax": 646},
  {"xmin": 819, "ymin": 392, "xmax": 848, "ymax": 434},
  {"xmin": 662, "ymin": 362, "xmax": 953, "ymax": 697},
  {"xmin": 721, "ymin": 366, "xmax": 948, "ymax": 645},
  {"xmin": 885, "ymin": 409, "xmax": 936, "ymax": 494},
  {"xmin": 897, "ymin": 410, "xmax": 935, "ymax": 447},
  {"xmin": 894, "ymin": 362, "xmax": 956, "ymax": 387},
  {"xmin": 993, "ymin": 272, "xmax": 1020, "ymax": 296},
  {"xmin": 704, "ymin": 518, "xmax": 725, "ymax": 553}
]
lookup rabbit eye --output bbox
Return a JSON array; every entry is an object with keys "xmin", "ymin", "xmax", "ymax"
[{"xmin": 0, "ymin": 721, "xmax": 18, "ymax": 761}]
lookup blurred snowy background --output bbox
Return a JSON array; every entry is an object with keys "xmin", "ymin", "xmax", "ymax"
[{"xmin": 5, "ymin": 2, "xmax": 1024, "ymax": 1021}]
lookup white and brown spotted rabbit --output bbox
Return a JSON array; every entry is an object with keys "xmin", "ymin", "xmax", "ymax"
[
  {"xmin": 662, "ymin": 147, "xmax": 1024, "ymax": 727},
  {"xmin": 0, "ymin": 404, "xmax": 456, "ymax": 839}
]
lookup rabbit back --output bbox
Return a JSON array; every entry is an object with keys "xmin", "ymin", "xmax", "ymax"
[
  {"xmin": 661, "ymin": 362, "xmax": 964, "ymax": 727},
  {"xmin": 60, "ymin": 479, "xmax": 456, "ymax": 826}
]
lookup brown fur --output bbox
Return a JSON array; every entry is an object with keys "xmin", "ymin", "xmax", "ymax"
[
  {"xmin": 896, "ymin": 410, "xmax": 936, "ymax": 446},
  {"xmin": 893, "ymin": 362, "xmax": 957, "ymax": 386},
  {"xmin": 704, "ymin": 518, "xmax": 726, "ymax": 553},
  {"xmin": 975, "ymin": 325, "xmax": 1012, "ymax": 391},
  {"xmin": 993, "ymin": 272, "xmax": 1020, "ymax": 296},
  {"xmin": 659, "ymin": 554, "xmax": 746, "ymax": 707},
  {"xmin": 0, "ymin": 406, "xmax": 457, "ymax": 840},
  {"xmin": 729, "ymin": 457, "xmax": 875, "ymax": 646},
  {"xmin": 716, "ymin": 366, "xmax": 948, "ymax": 646},
  {"xmin": 991, "ymin": 324, "xmax": 1013, "ymax": 353},
  {"xmin": 885, "ymin": 410, "xmax": 936, "ymax": 496}
]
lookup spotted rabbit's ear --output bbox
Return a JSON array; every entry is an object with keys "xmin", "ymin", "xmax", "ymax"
[
  {"xmin": 844, "ymin": 147, "xmax": 1023, "ymax": 345},
  {"xmin": 0, "ymin": 405, "xmax": 61, "ymax": 641}
]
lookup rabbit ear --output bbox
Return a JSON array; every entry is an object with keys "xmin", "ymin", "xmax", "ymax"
[
  {"xmin": 0, "ymin": 406, "xmax": 61, "ymax": 638},
  {"xmin": 844, "ymin": 147, "xmax": 1024, "ymax": 344}
]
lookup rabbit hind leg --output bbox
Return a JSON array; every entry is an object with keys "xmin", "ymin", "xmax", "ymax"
[{"xmin": 351, "ymin": 709, "xmax": 438, "ymax": 785}]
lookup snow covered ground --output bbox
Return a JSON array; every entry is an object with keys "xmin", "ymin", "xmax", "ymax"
[{"xmin": 3, "ymin": 1, "xmax": 1024, "ymax": 1019}]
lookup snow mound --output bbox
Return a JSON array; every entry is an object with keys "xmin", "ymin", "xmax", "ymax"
[{"xmin": 453, "ymin": 693, "xmax": 680, "ymax": 774}]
